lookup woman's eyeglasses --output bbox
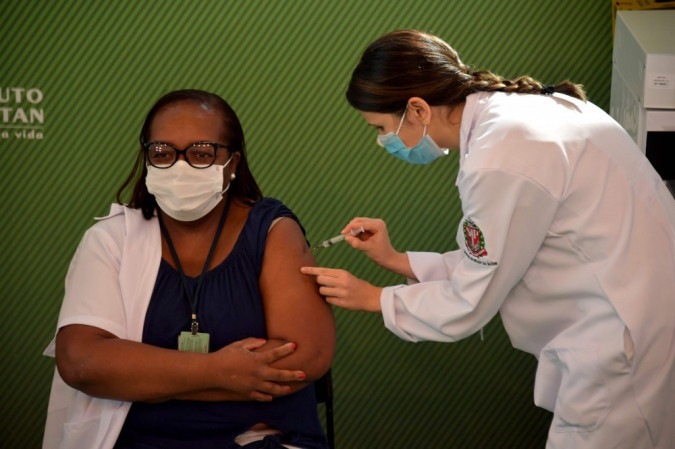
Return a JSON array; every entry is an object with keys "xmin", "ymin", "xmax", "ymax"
[{"xmin": 143, "ymin": 141, "xmax": 229, "ymax": 169}]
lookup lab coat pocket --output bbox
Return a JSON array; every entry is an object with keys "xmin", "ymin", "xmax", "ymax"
[{"xmin": 538, "ymin": 347, "xmax": 610, "ymax": 433}]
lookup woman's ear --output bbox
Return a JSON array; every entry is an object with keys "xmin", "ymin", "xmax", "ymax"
[
  {"xmin": 406, "ymin": 97, "xmax": 432, "ymax": 125},
  {"xmin": 229, "ymin": 151, "xmax": 242, "ymax": 175}
]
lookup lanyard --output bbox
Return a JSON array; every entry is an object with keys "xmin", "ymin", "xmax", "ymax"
[{"xmin": 157, "ymin": 193, "xmax": 232, "ymax": 335}]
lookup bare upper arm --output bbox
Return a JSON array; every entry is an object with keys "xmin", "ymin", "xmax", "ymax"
[{"xmin": 258, "ymin": 217, "xmax": 335, "ymax": 379}]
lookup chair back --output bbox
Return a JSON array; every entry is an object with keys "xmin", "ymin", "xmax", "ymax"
[{"xmin": 314, "ymin": 369, "xmax": 334, "ymax": 449}]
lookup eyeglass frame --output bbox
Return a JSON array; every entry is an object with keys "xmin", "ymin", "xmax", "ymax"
[{"xmin": 142, "ymin": 139, "xmax": 231, "ymax": 169}]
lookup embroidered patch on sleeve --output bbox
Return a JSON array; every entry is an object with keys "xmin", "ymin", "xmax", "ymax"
[{"xmin": 462, "ymin": 218, "xmax": 497, "ymax": 266}]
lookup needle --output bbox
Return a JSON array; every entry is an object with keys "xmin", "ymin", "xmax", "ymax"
[{"xmin": 311, "ymin": 226, "xmax": 365, "ymax": 252}]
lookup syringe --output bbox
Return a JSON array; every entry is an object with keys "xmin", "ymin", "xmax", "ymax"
[{"xmin": 312, "ymin": 226, "xmax": 366, "ymax": 251}]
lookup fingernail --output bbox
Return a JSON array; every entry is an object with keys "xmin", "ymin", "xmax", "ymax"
[{"xmin": 297, "ymin": 371, "xmax": 306, "ymax": 380}]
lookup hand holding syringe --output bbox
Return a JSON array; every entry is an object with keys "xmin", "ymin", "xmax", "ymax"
[
  {"xmin": 312, "ymin": 226, "xmax": 366, "ymax": 252},
  {"xmin": 302, "ymin": 218, "xmax": 411, "ymax": 312}
]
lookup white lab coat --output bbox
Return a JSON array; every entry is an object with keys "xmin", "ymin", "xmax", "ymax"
[
  {"xmin": 42, "ymin": 205, "xmax": 161, "ymax": 449},
  {"xmin": 381, "ymin": 92, "xmax": 675, "ymax": 448}
]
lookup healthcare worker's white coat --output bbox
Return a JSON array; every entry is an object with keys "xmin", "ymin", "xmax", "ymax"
[
  {"xmin": 42, "ymin": 205, "xmax": 161, "ymax": 449},
  {"xmin": 380, "ymin": 91, "xmax": 675, "ymax": 449}
]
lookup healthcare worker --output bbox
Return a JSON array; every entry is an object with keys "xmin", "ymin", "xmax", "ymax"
[
  {"xmin": 44, "ymin": 90, "xmax": 334, "ymax": 449},
  {"xmin": 301, "ymin": 29, "xmax": 675, "ymax": 449}
]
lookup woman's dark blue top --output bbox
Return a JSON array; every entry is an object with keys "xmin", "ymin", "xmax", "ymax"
[{"xmin": 115, "ymin": 198, "xmax": 327, "ymax": 449}]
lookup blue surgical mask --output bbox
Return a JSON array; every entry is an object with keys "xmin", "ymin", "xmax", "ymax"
[{"xmin": 376, "ymin": 109, "xmax": 449, "ymax": 165}]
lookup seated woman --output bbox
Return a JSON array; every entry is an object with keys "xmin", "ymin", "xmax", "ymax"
[{"xmin": 43, "ymin": 89, "xmax": 335, "ymax": 449}]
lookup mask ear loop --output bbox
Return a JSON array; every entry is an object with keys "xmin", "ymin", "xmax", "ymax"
[
  {"xmin": 399, "ymin": 107, "xmax": 429, "ymax": 143},
  {"xmin": 395, "ymin": 109, "xmax": 407, "ymax": 135},
  {"xmin": 220, "ymin": 155, "xmax": 234, "ymax": 194}
]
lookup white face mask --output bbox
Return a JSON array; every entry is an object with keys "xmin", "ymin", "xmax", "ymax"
[{"xmin": 146, "ymin": 157, "xmax": 233, "ymax": 222}]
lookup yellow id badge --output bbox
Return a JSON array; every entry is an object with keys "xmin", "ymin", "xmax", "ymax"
[{"xmin": 178, "ymin": 331, "xmax": 210, "ymax": 353}]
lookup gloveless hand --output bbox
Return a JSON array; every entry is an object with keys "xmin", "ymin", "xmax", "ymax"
[
  {"xmin": 210, "ymin": 337, "xmax": 305, "ymax": 401},
  {"xmin": 300, "ymin": 266, "xmax": 383, "ymax": 312},
  {"xmin": 341, "ymin": 217, "xmax": 414, "ymax": 279}
]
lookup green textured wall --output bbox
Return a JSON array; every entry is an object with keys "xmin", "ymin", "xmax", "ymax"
[{"xmin": 1, "ymin": 1, "xmax": 613, "ymax": 447}]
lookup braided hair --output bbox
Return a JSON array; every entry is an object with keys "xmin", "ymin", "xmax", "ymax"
[{"xmin": 346, "ymin": 29, "xmax": 585, "ymax": 114}]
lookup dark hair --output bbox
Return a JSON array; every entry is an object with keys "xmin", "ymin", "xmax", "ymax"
[
  {"xmin": 115, "ymin": 89, "xmax": 262, "ymax": 219},
  {"xmin": 346, "ymin": 29, "xmax": 586, "ymax": 114}
]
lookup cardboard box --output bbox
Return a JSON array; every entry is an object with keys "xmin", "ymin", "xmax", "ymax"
[{"xmin": 613, "ymin": 0, "xmax": 675, "ymax": 32}]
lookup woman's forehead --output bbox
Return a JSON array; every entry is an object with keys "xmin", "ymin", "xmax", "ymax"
[
  {"xmin": 151, "ymin": 103, "xmax": 224, "ymax": 134},
  {"xmin": 149, "ymin": 110, "xmax": 227, "ymax": 148}
]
